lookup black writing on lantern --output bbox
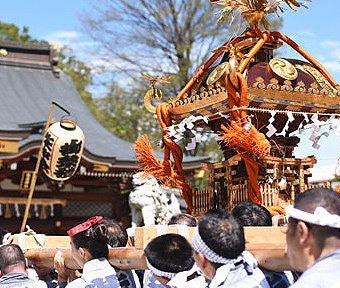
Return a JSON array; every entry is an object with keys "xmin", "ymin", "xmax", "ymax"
[
  {"xmin": 55, "ymin": 139, "xmax": 83, "ymax": 179},
  {"xmin": 41, "ymin": 132, "xmax": 55, "ymax": 174}
]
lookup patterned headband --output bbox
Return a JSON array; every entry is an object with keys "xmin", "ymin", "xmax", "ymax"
[
  {"xmin": 285, "ymin": 205, "xmax": 340, "ymax": 229},
  {"xmin": 146, "ymin": 257, "xmax": 177, "ymax": 279},
  {"xmin": 192, "ymin": 227, "xmax": 230, "ymax": 264},
  {"xmin": 67, "ymin": 215, "xmax": 103, "ymax": 238}
]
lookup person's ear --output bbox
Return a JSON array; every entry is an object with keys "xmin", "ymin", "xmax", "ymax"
[
  {"xmin": 297, "ymin": 221, "xmax": 310, "ymax": 245},
  {"xmin": 79, "ymin": 247, "xmax": 86, "ymax": 259},
  {"xmin": 201, "ymin": 254, "xmax": 210, "ymax": 269},
  {"xmin": 0, "ymin": 269, "xmax": 3, "ymax": 277},
  {"xmin": 194, "ymin": 251, "xmax": 206, "ymax": 268}
]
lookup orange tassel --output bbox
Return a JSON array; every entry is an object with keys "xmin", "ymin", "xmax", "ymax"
[
  {"xmin": 220, "ymin": 123, "xmax": 270, "ymax": 158},
  {"xmin": 133, "ymin": 134, "xmax": 186, "ymax": 189}
]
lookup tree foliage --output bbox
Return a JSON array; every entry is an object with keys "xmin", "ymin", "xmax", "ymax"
[
  {"xmin": 81, "ymin": 0, "xmax": 281, "ymax": 92},
  {"xmin": 96, "ymin": 83, "xmax": 163, "ymax": 144},
  {"xmin": 0, "ymin": 22, "xmax": 99, "ymax": 118},
  {"xmin": 0, "ymin": 22, "xmax": 39, "ymax": 42},
  {"xmin": 81, "ymin": 0, "xmax": 235, "ymax": 94},
  {"xmin": 80, "ymin": 0, "xmax": 282, "ymax": 158}
]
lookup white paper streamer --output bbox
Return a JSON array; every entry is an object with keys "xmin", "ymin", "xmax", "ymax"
[
  {"xmin": 166, "ymin": 115, "xmax": 208, "ymax": 150},
  {"xmin": 218, "ymin": 112, "xmax": 230, "ymax": 120},
  {"xmin": 14, "ymin": 203, "xmax": 20, "ymax": 218},
  {"xmin": 266, "ymin": 124, "xmax": 277, "ymax": 138},
  {"xmin": 50, "ymin": 203, "xmax": 54, "ymax": 217},
  {"xmin": 34, "ymin": 204, "xmax": 39, "ymax": 218}
]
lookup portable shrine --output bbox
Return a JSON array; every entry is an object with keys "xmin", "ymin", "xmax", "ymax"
[{"xmin": 134, "ymin": 0, "xmax": 339, "ymax": 215}]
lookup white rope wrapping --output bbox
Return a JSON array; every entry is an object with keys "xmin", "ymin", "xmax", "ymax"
[
  {"xmin": 285, "ymin": 205, "xmax": 340, "ymax": 228},
  {"xmin": 146, "ymin": 257, "xmax": 177, "ymax": 279}
]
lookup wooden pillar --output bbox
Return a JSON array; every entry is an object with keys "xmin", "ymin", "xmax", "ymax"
[{"xmin": 298, "ymin": 160, "xmax": 304, "ymax": 198}]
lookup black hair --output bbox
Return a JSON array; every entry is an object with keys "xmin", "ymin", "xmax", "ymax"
[
  {"xmin": 198, "ymin": 209, "xmax": 245, "ymax": 262},
  {"xmin": 289, "ymin": 188, "xmax": 340, "ymax": 243},
  {"xmin": 232, "ymin": 202, "xmax": 272, "ymax": 227},
  {"xmin": 99, "ymin": 218, "xmax": 128, "ymax": 247},
  {"xmin": 168, "ymin": 213, "xmax": 197, "ymax": 227},
  {"xmin": 144, "ymin": 233, "xmax": 194, "ymax": 274},
  {"xmin": 294, "ymin": 188, "xmax": 340, "ymax": 215},
  {"xmin": 0, "ymin": 244, "xmax": 26, "ymax": 274},
  {"xmin": 0, "ymin": 227, "xmax": 9, "ymax": 244},
  {"xmin": 72, "ymin": 222, "xmax": 109, "ymax": 259}
]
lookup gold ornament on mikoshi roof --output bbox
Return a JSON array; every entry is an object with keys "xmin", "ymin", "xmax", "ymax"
[
  {"xmin": 206, "ymin": 62, "xmax": 229, "ymax": 85},
  {"xmin": 211, "ymin": 0, "xmax": 312, "ymax": 28},
  {"xmin": 269, "ymin": 58, "xmax": 298, "ymax": 80},
  {"xmin": 141, "ymin": 73, "xmax": 171, "ymax": 114}
]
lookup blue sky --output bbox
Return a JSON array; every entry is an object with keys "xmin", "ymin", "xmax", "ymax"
[{"xmin": 0, "ymin": 0, "xmax": 339, "ymax": 169}]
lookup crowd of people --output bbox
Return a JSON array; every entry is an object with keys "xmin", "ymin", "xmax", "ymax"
[{"xmin": 0, "ymin": 187, "xmax": 339, "ymax": 287}]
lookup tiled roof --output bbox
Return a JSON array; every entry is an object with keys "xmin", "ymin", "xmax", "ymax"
[{"xmin": 0, "ymin": 41, "xmax": 207, "ymax": 166}]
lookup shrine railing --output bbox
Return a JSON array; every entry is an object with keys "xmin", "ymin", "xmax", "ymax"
[{"xmin": 192, "ymin": 188, "xmax": 215, "ymax": 215}]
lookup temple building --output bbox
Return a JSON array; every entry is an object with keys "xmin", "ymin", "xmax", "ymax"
[{"xmin": 0, "ymin": 40, "xmax": 204, "ymax": 234}]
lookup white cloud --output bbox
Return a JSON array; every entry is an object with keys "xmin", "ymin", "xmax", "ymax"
[
  {"xmin": 320, "ymin": 40, "xmax": 340, "ymax": 49},
  {"xmin": 297, "ymin": 30, "xmax": 316, "ymax": 37},
  {"xmin": 46, "ymin": 31, "xmax": 80, "ymax": 40},
  {"xmin": 44, "ymin": 30, "xmax": 97, "ymax": 51},
  {"xmin": 331, "ymin": 49, "xmax": 340, "ymax": 58},
  {"xmin": 322, "ymin": 61, "xmax": 340, "ymax": 73}
]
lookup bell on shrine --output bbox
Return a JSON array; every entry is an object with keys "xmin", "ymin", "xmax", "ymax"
[{"xmin": 41, "ymin": 116, "xmax": 84, "ymax": 181}]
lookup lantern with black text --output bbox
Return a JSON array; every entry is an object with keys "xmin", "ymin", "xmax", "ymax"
[{"xmin": 41, "ymin": 119, "xmax": 84, "ymax": 181}]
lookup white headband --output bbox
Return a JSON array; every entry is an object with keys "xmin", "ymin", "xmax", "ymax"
[
  {"xmin": 192, "ymin": 226, "xmax": 231, "ymax": 264},
  {"xmin": 285, "ymin": 205, "xmax": 340, "ymax": 229},
  {"xmin": 146, "ymin": 257, "xmax": 177, "ymax": 279}
]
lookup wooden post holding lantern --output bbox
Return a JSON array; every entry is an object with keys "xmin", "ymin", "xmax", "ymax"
[{"xmin": 20, "ymin": 102, "xmax": 83, "ymax": 232}]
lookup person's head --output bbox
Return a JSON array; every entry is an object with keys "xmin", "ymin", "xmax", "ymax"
[
  {"xmin": 285, "ymin": 188, "xmax": 340, "ymax": 272},
  {"xmin": 167, "ymin": 213, "xmax": 197, "ymax": 227},
  {"xmin": 232, "ymin": 202, "xmax": 272, "ymax": 226},
  {"xmin": 0, "ymin": 244, "xmax": 27, "ymax": 277},
  {"xmin": 67, "ymin": 216, "xmax": 108, "ymax": 267},
  {"xmin": 192, "ymin": 209, "xmax": 245, "ymax": 279},
  {"xmin": 99, "ymin": 217, "xmax": 128, "ymax": 247},
  {"xmin": 144, "ymin": 233, "xmax": 194, "ymax": 286}
]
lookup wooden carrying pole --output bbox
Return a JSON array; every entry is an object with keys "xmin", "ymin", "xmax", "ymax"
[
  {"xmin": 20, "ymin": 102, "xmax": 70, "ymax": 232},
  {"xmin": 23, "ymin": 227, "xmax": 291, "ymax": 272},
  {"xmin": 25, "ymin": 248, "xmax": 147, "ymax": 270},
  {"xmin": 24, "ymin": 245, "xmax": 290, "ymax": 272}
]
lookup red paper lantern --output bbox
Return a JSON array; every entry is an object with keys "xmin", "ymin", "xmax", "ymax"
[{"xmin": 41, "ymin": 119, "xmax": 84, "ymax": 181}]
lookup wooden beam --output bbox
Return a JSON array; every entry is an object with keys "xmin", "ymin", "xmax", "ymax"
[
  {"xmin": 0, "ymin": 197, "xmax": 66, "ymax": 206},
  {"xmin": 19, "ymin": 226, "xmax": 291, "ymax": 271},
  {"xmin": 25, "ymin": 247, "xmax": 147, "ymax": 270}
]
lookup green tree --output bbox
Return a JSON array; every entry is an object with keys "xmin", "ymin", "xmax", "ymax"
[
  {"xmin": 81, "ymin": 0, "xmax": 234, "ymax": 94},
  {"xmin": 0, "ymin": 22, "xmax": 98, "ymax": 117},
  {"xmin": 96, "ymin": 83, "xmax": 162, "ymax": 144},
  {"xmin": 0, "ymin": 22, "xmax": 38, "ymax": 42},
  {"xmin": 80, "ymin": 0, "xmax": 282, "ymax": 157}
]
